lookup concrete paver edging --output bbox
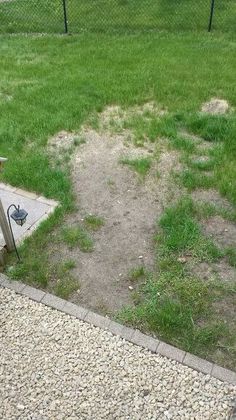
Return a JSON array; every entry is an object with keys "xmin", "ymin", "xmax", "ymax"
[{"xmin": 1, "ymin": 273, "xmax": 235, "ymax": 386}]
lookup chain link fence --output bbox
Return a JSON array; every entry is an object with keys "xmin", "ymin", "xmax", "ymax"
[{"xmin": 0, "ymin": 0, "xmax": 235, "ymax": 35}]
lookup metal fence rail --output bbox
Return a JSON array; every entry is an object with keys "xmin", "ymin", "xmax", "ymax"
[{"xmin": 0, "ymin": 0, "xmax": 235, "ymax": 35}]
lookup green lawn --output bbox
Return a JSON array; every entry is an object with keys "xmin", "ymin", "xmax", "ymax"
[
  {"xmin": 0, "ymin": 32, "xmax": 236, "ymax": 368},
  {"xmin": 0, "ymin": 0, "xmax": 235, "ymax": 34}
]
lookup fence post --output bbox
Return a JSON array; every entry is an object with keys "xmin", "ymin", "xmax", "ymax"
[
  {"xmin": 208, "ymin": 0, "xmax": 215, "ymax": 32},
  {"xmin": 62, "ymin": 0, "xmax": 68, "ymax": 33}
]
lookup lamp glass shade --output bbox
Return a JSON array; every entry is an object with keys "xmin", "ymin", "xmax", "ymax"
[{"xmin": 10, "ymin": 208, "xmax": 28, "ymax": 226}]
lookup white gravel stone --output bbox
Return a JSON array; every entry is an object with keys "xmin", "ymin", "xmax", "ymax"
[{"xmin": 0, "ymin": 286, "xmax": 235, "ymax": 419}]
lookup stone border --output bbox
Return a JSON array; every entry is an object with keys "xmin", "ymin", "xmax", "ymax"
[{"xmin": 0, "ymin": 274, "xmax": 235, "ymax": 386}]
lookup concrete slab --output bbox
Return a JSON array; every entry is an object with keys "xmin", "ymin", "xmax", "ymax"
[{"xmin": 0, "ymin": 184, "xmax": 58, "ymax": 248}]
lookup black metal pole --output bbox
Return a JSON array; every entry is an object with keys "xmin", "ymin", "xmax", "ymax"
[
  {"xmin": 208, "ymin": 0, "xmax": 215, "ymax": 32},
  {"xmin": 7, "ymin": 204, "xmax": 20, "ymax": 262},
  {"xmin": 62, "ymin": 0, "xmax": 68, "ymax": 34}
]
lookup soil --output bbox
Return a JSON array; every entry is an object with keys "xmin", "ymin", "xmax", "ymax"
[
  {"xmin": 53, "ymin": 127, "xmax": 180, "ymax": 314},
  {"xmin": 201, "ymin": 215, "xmax": 236, "ymax": 248},
  {"xmin": 192, "ymin": 259, "xmax": 236, "ymax": 283},
  {"xmin": 47, "ymin": 106, "xmax": 235, "ymax": 320},
  {"xmin": 201, "ymin": 98, "xmax": 230, "ymax": 115},
  {"xmin": 191, "ymin": 189, "xmax": 234, "ymax": 211}
]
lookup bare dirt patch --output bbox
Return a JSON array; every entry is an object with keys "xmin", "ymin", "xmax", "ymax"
[
  {"xmin": 201, "ymin": 215, "xmax": 236, "ymax": 248},
  {"xmin": 201, "ymin": 98, "xmax": 230, "ymax": 115},
  {"xmin": 192, "ymin": 259, "xmax": 236, "ymax": 283},
  {"xmin": 179, "ymin": 129, "xmax": 215, "ymax": 152},
  {"xmin": 191, "ymin": 189, "xmax": 234, "ymax": 211},
  {"xmin": 53, "ymin": 126, "xmax": 180, "ymax": 314}
]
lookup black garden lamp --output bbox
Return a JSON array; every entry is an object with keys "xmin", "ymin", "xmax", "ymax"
[
  {"xmin": 10, "ymin": 206, "xmax": 28, "ymax": 226},
  {"xmin": 7, "ymin": 204, "xmax": 28, "ymax": 261}
]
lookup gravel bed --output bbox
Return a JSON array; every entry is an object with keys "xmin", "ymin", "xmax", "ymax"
[{"xmin": 0, "ymin": 287, "xmax": 235, "ymax": 419}]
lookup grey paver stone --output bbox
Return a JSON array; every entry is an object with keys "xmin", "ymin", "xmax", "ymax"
[
  {"xmin": 84, "ymin": 311, "xmax": 111, "ymax": 329},
  {"xmin": 157, "ymin": 341, "xmax": 186, "ymax": 363},
  {"xmin": 37, "ymin": 196, "xmax": 58, "ymax": 207},
  {"xmin": 108, "ymin": 321, "xmax": 135, "ymax": 342},
  {"xmin": 0, "ymin": 276, "xmax": 26, "ymax": 293},
  {"xmin": 0, "ymin": 273, "xmax": 9, "ymax": 285},
  {"xmin": 108, "ymin": 320, "xmax": 127, "ymax": 336},
  {"xmin": 211, "ymin": 364, "xmax": 236, "ymax": 385},
  {"xmin": 183, "ymin": 353, "xmax": 213, "ymax": 375},
  {"xmin": 63, "ymin": 302, "xmax": 88, "ymax": 320},
  {"xmin": 130, "ymin": 329, "xmax": 159, "ymax": 352},
  {"xmin": 23, "ymin": 285, "xmax": 46, "ymax": 302},
  {"xmin": 120, "ymin": 325, "xmax": 135, "ymax": 342},
  {"xmin": 15, "ymin": 188, "xmax": 38, "ymax": 200},
  {"xmin": 42, "ymin": 293, "xmax": 66, "ymax": 311}
]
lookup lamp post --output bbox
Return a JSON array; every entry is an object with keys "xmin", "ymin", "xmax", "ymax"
[
  {"xmin": 7, "ymin": 205, "xmax": 28, "ymax": 261},
  {"xmin": 0, "ymin": 157, "xmax": 28, "ymax": 262},
  {"xmin": 0, "ymin": 157, "xmax": 15, "ymax": 253}
]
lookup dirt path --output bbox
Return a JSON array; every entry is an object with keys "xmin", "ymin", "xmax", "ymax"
[{"xmin": 58, "ymin": 129, "xmax": 179, "ymax": 313}]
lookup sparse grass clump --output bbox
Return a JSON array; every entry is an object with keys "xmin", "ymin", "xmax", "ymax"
[
  {"xmin": 84, "ymin": 215, "xmax": 104, "ymax": 230},
  {"xmin": 129, "ymin": 266, "xmax": 145, "ymax": 282},
  {"xmin": 158, "ymin": 197, "xmax": 221, "ymax": 261},
  {"xmin": 54, "ymin": 277, "xmax": 78, "ymax": 299},
  {"xmin": 225, "ymin": 247, "xmax": 236, "ymax": 268},
  {"xmin": 121, "ymin": 157, "xmax": 151, "ymax": 177},
  {"xmin": 62, "ymin": 225, "xmax": 93, "ymax": 252}
]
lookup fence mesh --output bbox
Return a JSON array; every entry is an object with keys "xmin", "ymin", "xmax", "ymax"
[{"xmin": 0, "ymin": 0, "xmax": 235, "ymax": 35}]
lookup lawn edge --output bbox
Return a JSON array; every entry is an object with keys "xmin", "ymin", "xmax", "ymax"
[{"xmin": 1, "ymin": 274, "xmax": 235, "ymax": 385}]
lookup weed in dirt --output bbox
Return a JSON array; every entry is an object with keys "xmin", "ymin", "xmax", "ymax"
[
  {"xmin": 73, "ymin": 137, "xmax": 86, "ymax": 147},
  {"xmin": 62, "ymin": 225, "xmax": 93, "ymax": 252},
  {"xmin": 225, "ymin": 247, "xmax": 236, "ymax": 268},
  {"xmin": 120, "ymin": 157, "xmax": 151, "ymax": 177},
  {"xmin": 62, "ymin": 259, "xmax": 76, "ymax": 270},
  {"xmin": 52, "ymin": 259, "xmax": 78, "ymax": 299},
  {"xmin": 54, "ymin": 277, "xmax": 78, "ymax": 299},
  {"xmin": 84, "ymin": 215, "xmax": 104, "ymax": 231},
  {"xmin": 129, "ymin": 266, "xmax": 145, "ymax": 282}
]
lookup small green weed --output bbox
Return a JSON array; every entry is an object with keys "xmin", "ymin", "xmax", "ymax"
[
  {"xmin": 129, "ymin": 266, "xmax": 145, "ymax": 282},
  {"xmin": 54, "ymin": 277, "xmax": 78, "ymax": 300},
  {"xmin": 62, "ymin": 225, "xmax": 93, "ymax": 252},
  {"xmin": 225, "ymin": 247, "xmax": 236, "ymax": 268},
  {"xmin": 84, "ymin": 215, "xmax": 104, "ymax": 231},
  {"xmin": 121, "ymin": 157, "xmax": 151, "ymax": 177},
  {"xmin": 61, "ymin": 259, "xmax": 76, "ymax": 270},
  {"xmin": 73, "ymin": 137, "xmax": 86, "ymax": 147}
]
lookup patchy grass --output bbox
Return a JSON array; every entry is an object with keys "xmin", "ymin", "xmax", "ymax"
[
  {"xmin": 84, "ymin": 215, "xmax": 104, "ymax": 231},
  {"xmin": 121, "ymin": 157, "xmax": 151, "ymax": 177},
  {"xmin": 119, "ymin": 198, "xmax": 236, "ymax": 368},
  {"xmin": 1, "ymin": 33, "xmax": 236, "ymax": 368},
  {"xmin": 62, "ymin": 225, "xmax": 93, "ymax": 251}
]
